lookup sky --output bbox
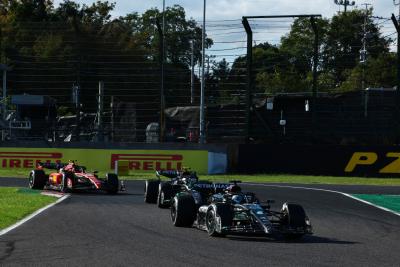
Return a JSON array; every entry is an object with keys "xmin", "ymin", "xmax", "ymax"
[
  {"xmin": 52, "ymin": 0, "xmax": 400, "ymax": 21},
  {"xmin": 52, "ymin": 0, "xmax": 400, "ymax": 64}
]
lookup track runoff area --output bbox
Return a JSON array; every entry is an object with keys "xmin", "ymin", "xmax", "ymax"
[{"xmin": 0, "ymin": 179, "xmax": 399, "ymax": 266}]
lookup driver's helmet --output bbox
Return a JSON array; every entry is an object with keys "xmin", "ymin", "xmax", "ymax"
[
  {"xmin": 232, "ymin": 194, "xmax": 244, "ymax": 204},
  {"xmin": 182, "ymin": 173, "xmax": 198, "ymax": 184},
  {"xmin": 63, "ymin": 162, "xmax": 75, "ymax": 172},
  {"xmin": 226, "ymin": 184, "xmax": 242, "ymax": 194}
]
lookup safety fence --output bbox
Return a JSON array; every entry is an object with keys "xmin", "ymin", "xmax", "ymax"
[{"xmin": 0, "ymin": 10, "xmax": 397, "ymax": 145}]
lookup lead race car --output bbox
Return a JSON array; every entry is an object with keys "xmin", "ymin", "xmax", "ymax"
[
  {"xmin": 170, "ymin": 181, "xmax": 313, "ymax": 239},
  {"xmin": 29, "ymin": 161, "xmax": 121, "ymax": 194}
]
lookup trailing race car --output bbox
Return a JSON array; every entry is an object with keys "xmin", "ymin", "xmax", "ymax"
[
  {"xmin": 29, "ymin": 161, "xmax": 120, "ymax": 194},
  {"xmin": 170, "ymin": 181, "xmax": 313, "ymax": 239},
  {"xmin": 144, "ymin": 169, "xmax": 224, "ymax": 208}
]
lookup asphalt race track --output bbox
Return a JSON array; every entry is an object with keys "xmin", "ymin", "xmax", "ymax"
[{"xmin": 1, "ymin": 179, "xmax": 400, "ymax": 266}]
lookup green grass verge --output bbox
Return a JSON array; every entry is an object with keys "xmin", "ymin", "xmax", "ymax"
[
  {"xmin": 0, "ymin": 187, "xmax": 56, "ymax": 230},
  {"xmin": 352, "ymin": 194, "xmax": 400, "ymax": 213},
  {"xmin": 1, "ymin": 169, "xmax": 400, "ymax": 186},
  {"xmin": 198, "ymin": 174, "xmax": 400, "ymax": 186}
]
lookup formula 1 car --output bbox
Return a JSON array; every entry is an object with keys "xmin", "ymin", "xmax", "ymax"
[
  {"xmin": 28, "ymin": 161, "xmax": 120, "ymax": 194},
  {"xmin": 170, "ymin": 181, "xmax": 313, "ymax": 239},
  {"xmin": 144, "ymin": 169, "xmax": 225, "ymax": 208}
]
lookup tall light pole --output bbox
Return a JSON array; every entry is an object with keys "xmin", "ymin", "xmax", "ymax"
[
  {"xmin": 160, "ymin": 0, "xmax": 166, "ymax": 142},
  {"xmin": 190, "ymin": 40, "xmax": 194, "ymax": 104},
  {"xmin": 393, "ymin": 1, "xmax": 400, "ymax": 113},
  {"xmin": 334, "ymin": 0, "xmax": 356, "ymax": 13},
  {"xmin": 360, "ymin": 3, "xmax": 370, "ymax": 117},
  {"xmin": 199, "ymin": 0, "xmax": 206, "ymax": 144}
]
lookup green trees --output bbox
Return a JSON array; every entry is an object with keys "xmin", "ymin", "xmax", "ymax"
[
  {"xmin": 216, "ymin": 8, "xmax": 395, "ymax": 99},
  {"xmin": 0, "ymin": 2, "xmax": 396, "ymax": 108},
  {"xmin": 0, "ymin": 1, "xmax": 212, "ymax": 111},
  {"xmin": 120, "ymin": 5, "xmax": 211, "ymax": 66},
  {"xmin": 323, "ymin": 9, "xmax": 391, "ymax": 90}
]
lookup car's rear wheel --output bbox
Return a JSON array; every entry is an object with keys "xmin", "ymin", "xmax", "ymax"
[
  {"xmin": 171, "ymin": 194, "xmax": 196, "ymax": 227},
  {"xmin": 144, "ymin": 180, "xmax": 160, "ymax": 203},
  {"xmin": 106, "ymin": 173, "xmax": 119, "ymax": 194},
  {"xmin": 60, "ymin": 174, "xmax": 70, "ymax": 193},
  {"xmin": 29, "ymin": 170, "xmax": 46, "ymax": 190}
]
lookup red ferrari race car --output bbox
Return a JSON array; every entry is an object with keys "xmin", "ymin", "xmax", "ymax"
[{"xmin": 28, "ymin": 161, "xmax": 121, "ymax": 194}]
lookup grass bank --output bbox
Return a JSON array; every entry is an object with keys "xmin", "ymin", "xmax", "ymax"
[{"xmin": 0, "ymin": 187, "xmax": 56, "ymax": 230}]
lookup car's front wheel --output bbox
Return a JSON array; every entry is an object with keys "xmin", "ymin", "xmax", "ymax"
[
  {"xmin": 29, "ymin": 170, "xmax": 46, "ymax": 190},
  {"xmin": 206, "ymin": 204, "xmax": 232, "ymax": 237},
  {"xmin": 157, "ymin": 183, "xmax": 173, "ymax": 208},
  {"xmin": 171, "ymin": 194, "xmax": 196, "ymax": 227},
  {"xmin": 280, "ymin": 203, "xmax": 309, "ymax": 239},
  {"xmin": 106, "ymin": 173, "xmax": 119, "ymax": 194},
  {"xmin": 144, "ymin": 180, "xmax": 160, "ymax": 203}
]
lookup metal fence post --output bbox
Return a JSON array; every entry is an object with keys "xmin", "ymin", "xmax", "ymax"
[
  {"xmin": 156, "ymin": 18, "xmax": 165, "ymax": 143},
  {"xmin": 242, "ymin": 17, "xmax": 253, "ymax": 144},
  {"xmin": 97, "ymin": 81, "xmax": 104, "ymax": 142},
  {"xmin": 391, "ymin": 14, "xmax": 400, "ymax": 139},
  {"xmin": 310, "ymin": 17, "xmax": 319, "ymax": 141}
]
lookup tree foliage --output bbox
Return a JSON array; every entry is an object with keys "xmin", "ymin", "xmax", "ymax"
[
  {"xmin": 211, "ymin": 8, "xmax": 395, "ymax": 103},
  {"xmin": 0, "ymin": 1, "xmax": 212, "ymax": 112},
  {"xmin": 0, "ymin": 2, "xmax": 396, "ymax": 110}
]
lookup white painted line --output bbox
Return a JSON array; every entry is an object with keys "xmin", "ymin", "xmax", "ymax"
[
  {"xmin": 244, "ymin": 183, "xmax": 400, "ymax": 217},
  {"xmin": 41, "ymin": 191, "xmax": 64, "ymax": 198},
  {"xmin": 0, "ymin": 194, "xmax": 70, "ymax": 237},
  {"xmin": 341, "ymin": 193, "xmax": 400, "ymax": 217}
]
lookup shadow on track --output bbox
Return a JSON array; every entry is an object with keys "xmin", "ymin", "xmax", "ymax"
[
  {"xmin": 68, "ymin": 191, "xmax": 142, "ymax": 197},
  {"xmin": 227, "ymin": 235, "xmax": 358, "ymax": 245},
  {"xmin": 0, "ymin": 240, "xmax": 16, "ymax": 261}
]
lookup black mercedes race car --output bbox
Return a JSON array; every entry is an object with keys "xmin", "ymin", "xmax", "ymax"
[
  {"xmin": 170, "ymin": 181, "xmax": 313, "ymax": 239},
  {"xmin": 29, "ymin": 161, "xmax": 121, "ymax": 194},
  {"xmin": 144, "ymin": 169, "xmax": 225, "ymax": 208}
]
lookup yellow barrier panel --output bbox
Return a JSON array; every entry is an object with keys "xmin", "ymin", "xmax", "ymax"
[
  {"xmin": 0, "ymin": 148, "xmax": 208, "ymax": 174},
  {"xmin": 115, "ymin": 160, "xmax": 129, "ymax": 175}
]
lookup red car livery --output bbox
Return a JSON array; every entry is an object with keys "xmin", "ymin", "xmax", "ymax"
[{"xmin": 29, "ymin": 161, "xmax": 120, "ymax": 194}]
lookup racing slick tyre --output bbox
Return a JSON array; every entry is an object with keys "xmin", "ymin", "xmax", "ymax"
[
  {"xmin": 106, "ymin": 173, "xmax": 119, "ymax": 194},
  {"xmin": 206, "ymin": 203, "xmax": 232, "ymax": 237},
  {"xmin": 157, "ymin": 182, "xmax": 173, "ymax": 208},
  {"xmin": 60, "ymin": 174, "xmax": 74, "ymax": 193},
  {"xmin": 171, "ymin": 194, "xmax": 196, "ymax": 227},
  {"xmin": 281, "ymin": 203, "xmax": 307, "ymax": 239},
  {"xmin": 144, "ymin": 180, "xmax": 160, "ymax": 203},
  {"xmin": 29, "ymin": 170, "xmax": 46, "ymax": 190}
]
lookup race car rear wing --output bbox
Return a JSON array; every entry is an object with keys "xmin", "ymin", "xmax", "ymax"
[
  {"xmin": 37, "ymin": 162, "xmax": 86, "ymax": 171},
  {"xmin": 37, "ymin": 162, "xmax": 65, "ymax": 170},
  {"xmin": 156, "ymin": 170, "xmax": 179, "ymax": 179}
]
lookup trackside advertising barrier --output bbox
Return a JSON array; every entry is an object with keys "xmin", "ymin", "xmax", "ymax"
[
  {"xmin": 237, "ymin": 145, "xmax": 400, "ymax": 177},
  {"xmin": 0, "ymin": 148, "xmax": 213, "ymax": 174}
]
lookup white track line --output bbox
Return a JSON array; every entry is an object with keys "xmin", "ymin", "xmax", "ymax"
[
  {"xmin": 244, "ymin": 183, "xmax": 400, "ymax": 217},
  {"xmin": 0, "ymin": 194, "xmax": 70, "ymax": 237}
]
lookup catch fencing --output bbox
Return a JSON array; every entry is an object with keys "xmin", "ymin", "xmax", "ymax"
[{"xmin": 0, "ymin": 15, "xmax": 398, "ymax": 145}]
